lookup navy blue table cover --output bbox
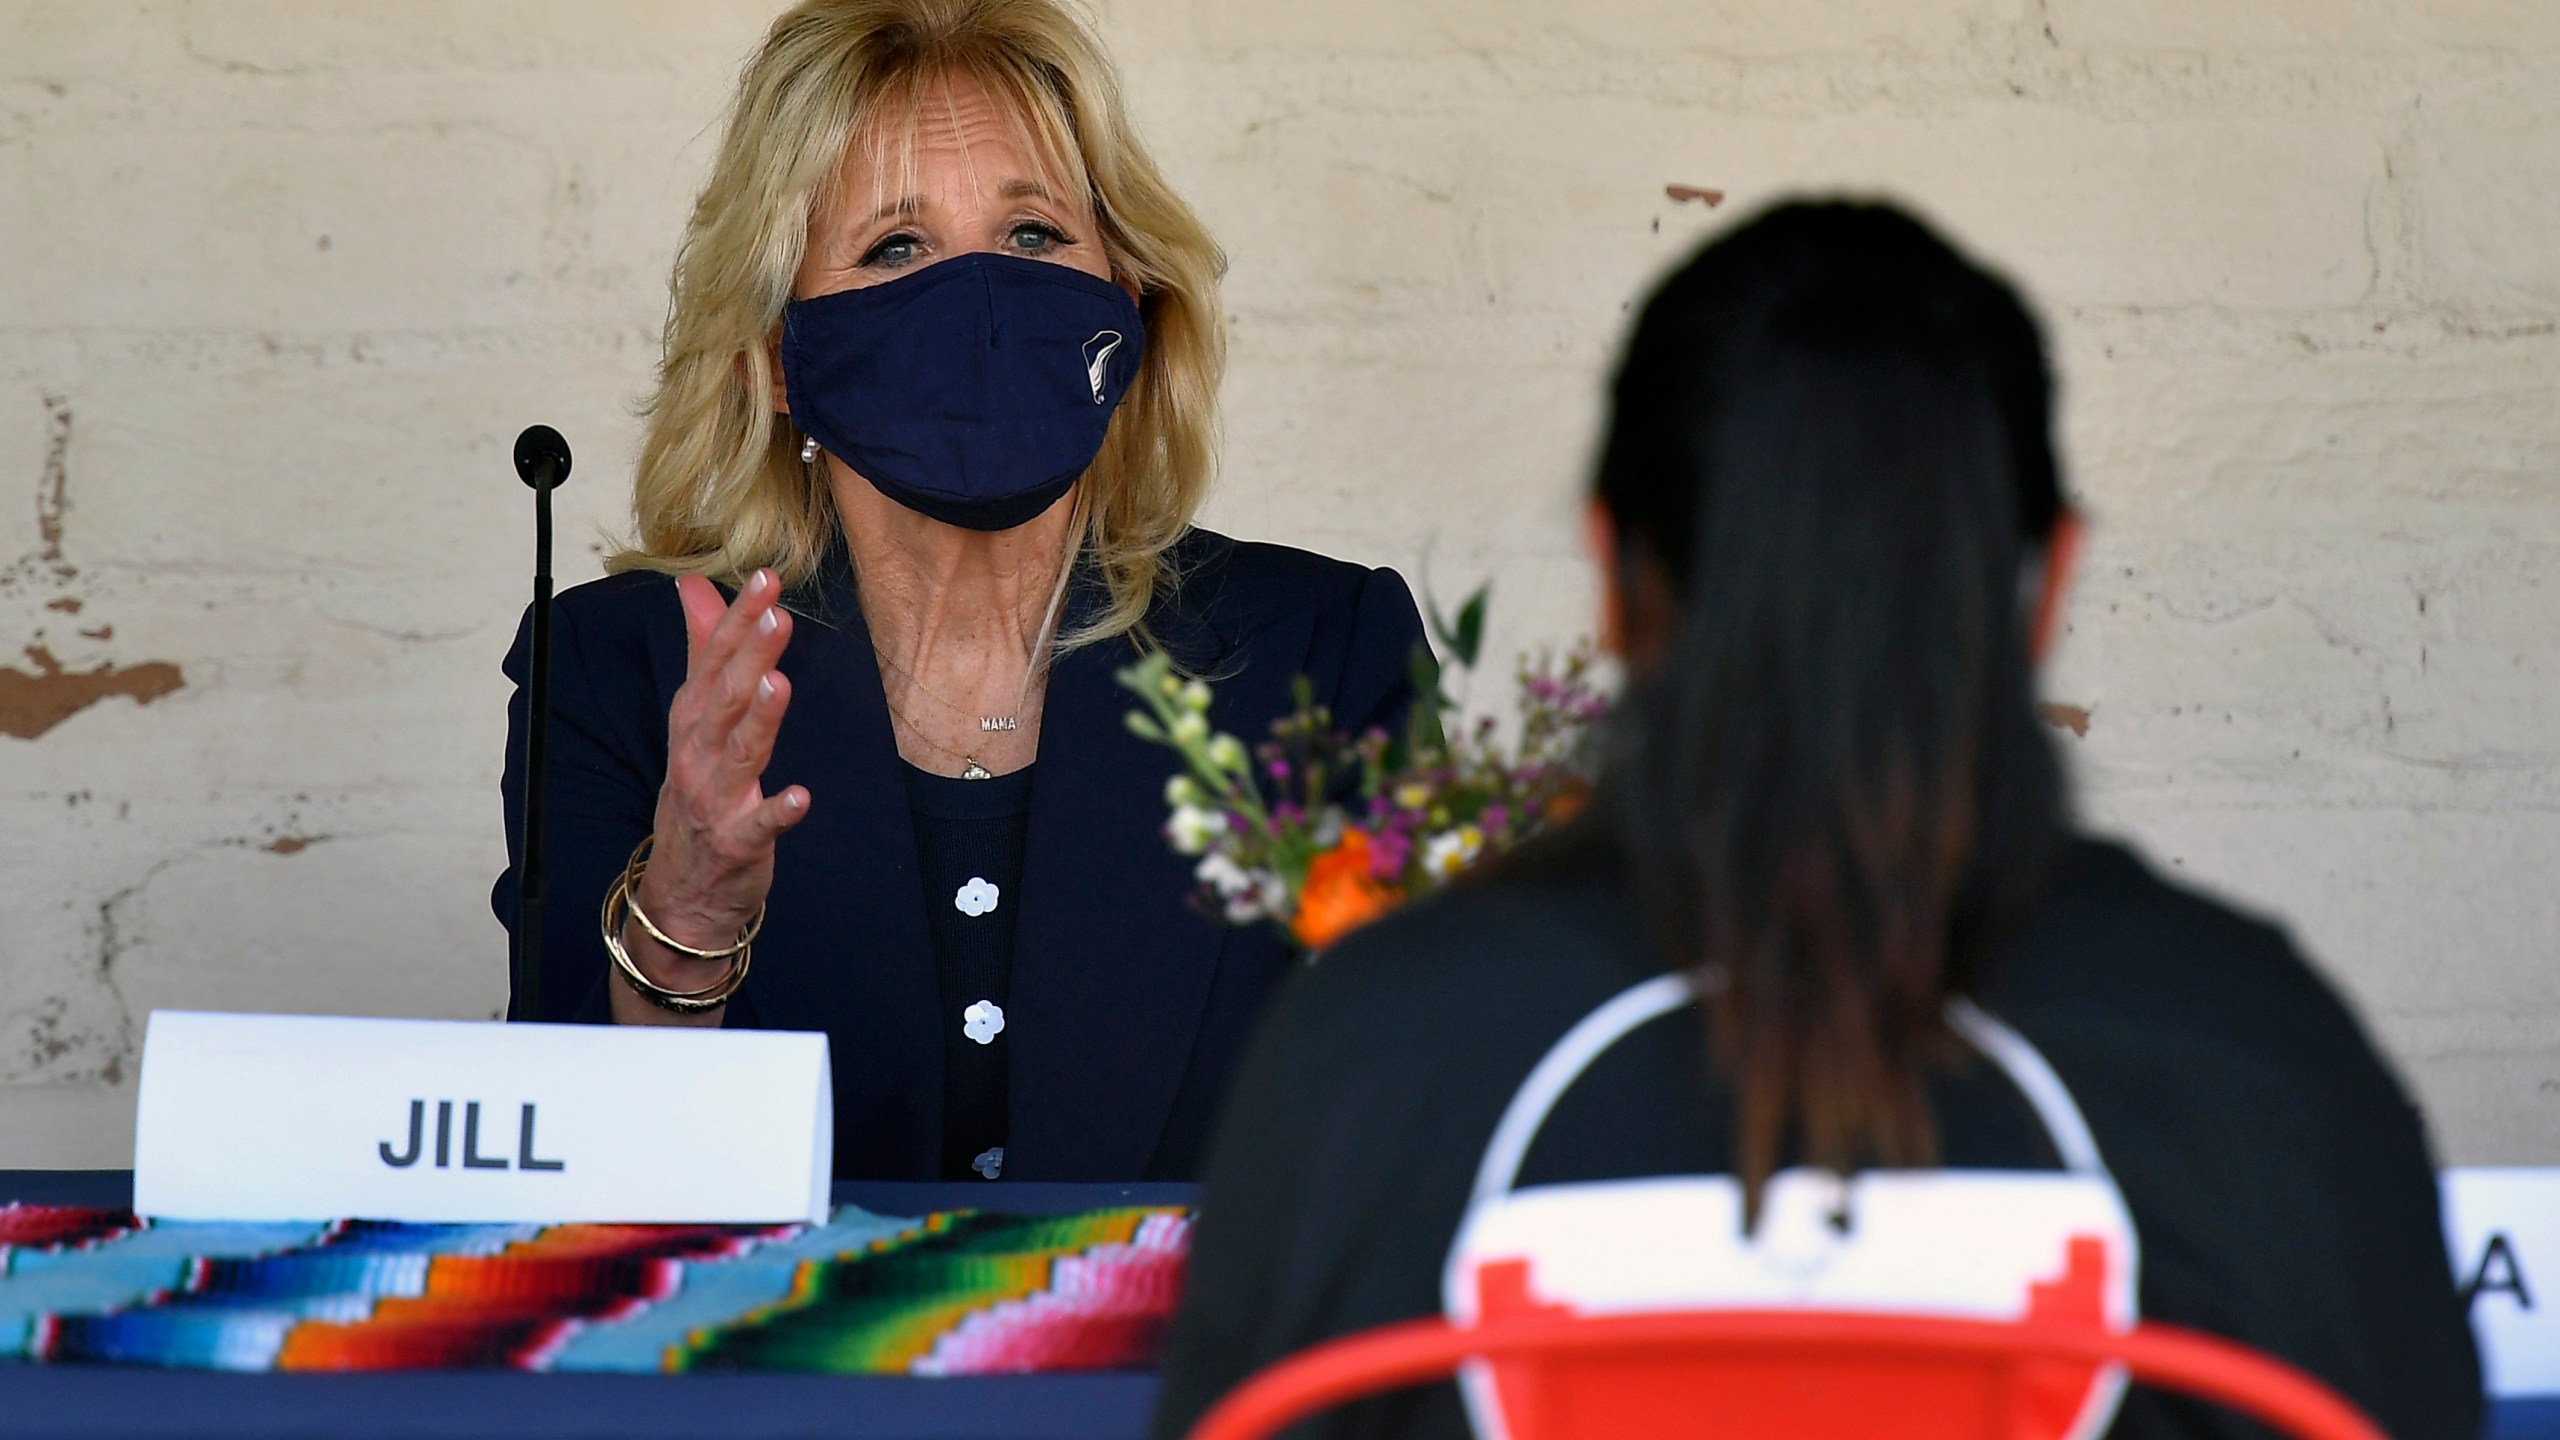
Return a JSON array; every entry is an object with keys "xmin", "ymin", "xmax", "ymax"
[{"xmin": 0, "ymin": 1172, "xmax": 1189, "ymax": 1440}]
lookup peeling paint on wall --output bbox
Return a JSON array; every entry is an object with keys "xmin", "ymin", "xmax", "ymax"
[
  {"xmin": 0, "ymin": 645, "xmax": 185, "ymax": 739},
  {"xmin": 31, "ymin": 394, "xmax": 75, "ymax": 582},
  {"xmin": 0, "ymin": 396, "xmax": 185, "ymax": 739}
]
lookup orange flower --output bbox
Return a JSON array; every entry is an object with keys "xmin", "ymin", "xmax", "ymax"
[
  {"xmin": 1542, "ymin": 779, "xmax": 1593, "ymax": 827},
  {"xmin": 1291, "ymin": 829, "xmax": 1405, "ymax": 951}
]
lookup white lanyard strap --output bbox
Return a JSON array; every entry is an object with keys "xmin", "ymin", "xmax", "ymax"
[
  {"xmin": 1466, "ymin": 972, "xmax": 1701, "ymax": 1208},
  {"xmin": 1465, "ymin": 975, "xmax": 2114, "ymax": 1208},
  {"xmin": 1944, "ymin": 997, "xmax": 2111, "ymax": 1178}
]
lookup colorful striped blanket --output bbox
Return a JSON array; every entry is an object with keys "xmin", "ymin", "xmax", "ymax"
[{"xmin": 0, "ymin": 1202, "xmax": 1187, "ymax": 1374}]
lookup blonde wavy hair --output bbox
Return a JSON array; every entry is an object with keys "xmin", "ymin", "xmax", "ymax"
[{"xmin": 612, "ymin": 0, "xmax": 1226, "ymax": 648}]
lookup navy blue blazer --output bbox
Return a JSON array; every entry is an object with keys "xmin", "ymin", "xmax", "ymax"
[{"xmin": 495, "ymin": 529, "xmax": 1428, "ymax": 1182}]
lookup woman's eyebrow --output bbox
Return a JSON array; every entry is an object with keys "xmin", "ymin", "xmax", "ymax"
[
  {"xmin": 998, "ymin": 178, "xmax": 1059, "ymax": 203},
  {"xmin": 865, "ymin": 194, "xmax": 926, "ymax": 224}
]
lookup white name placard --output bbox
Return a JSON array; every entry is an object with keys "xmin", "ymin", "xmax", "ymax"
[
  {"xmin": 2446, "ymin": 1166, "xmax": 2560, "ymax": 1398},
  {"xmin": 132, "ymin": 1011, "xmax": 831, "ymax": 1225}
]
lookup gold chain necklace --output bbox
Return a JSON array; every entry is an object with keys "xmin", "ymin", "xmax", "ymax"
[
  {"xmin": 874, "ymin": 645, "xmax": 1027, "ymax": 735},
  {"xmin": 883, "ymin": 691, "xmax": 1004, "ymax": 781},
  {"xmin": 859, "ymin": 527, "xmax": 1073, "ymax": 780}
]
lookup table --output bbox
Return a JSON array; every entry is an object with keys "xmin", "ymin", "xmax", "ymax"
[
  {"xmin": 1, "ymin": 1172, "xmax": 1190, "ymax": 1440},
  {"xmin": 6, "ymin": 1172, "xmax": 2552, "ymax": 1440}
]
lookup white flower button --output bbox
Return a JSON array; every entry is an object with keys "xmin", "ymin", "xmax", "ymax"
[
  {"xmin": 972, "ymin": 1146, "xmax": 1004, "ymax": 1179},
  {"xmin": 954, "ymin": 876, "xmax": 1000, "ymax": 917},
  {"xmin": 963, "ymin": 999, "xmax": 1005, "ymax": 1044}
]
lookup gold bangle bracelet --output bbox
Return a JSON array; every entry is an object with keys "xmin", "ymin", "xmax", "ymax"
[
  {"xmin": 601, "ymin": 859, "xmax": 749, "ymax": 1015},
  {"xmin": 619, "ymin": 836, "xmax": 766, "ymax": 961}
]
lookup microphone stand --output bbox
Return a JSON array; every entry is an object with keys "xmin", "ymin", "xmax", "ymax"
[{"xmin": 511, "ymin": 426, "xmax": 573, "ymax": 1022}]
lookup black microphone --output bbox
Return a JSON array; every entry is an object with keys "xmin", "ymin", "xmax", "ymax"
[{"xmin": 511, "ymin": 425, "xmax": 572, "ymax": 1022}]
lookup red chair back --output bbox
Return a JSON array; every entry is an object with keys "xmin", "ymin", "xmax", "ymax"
[{"xmin": 1184, "ymin": 1310, "xmax": 2390, "ymax": 1440}]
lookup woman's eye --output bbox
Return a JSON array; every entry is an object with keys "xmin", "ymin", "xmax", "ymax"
[
  {"xmin": 1008, "ymin": 222, "xmax": 1070, "ymax": 254},
  {"xmin": 859, "ymin": 232, "xmax": 923, "ymax": 269}
]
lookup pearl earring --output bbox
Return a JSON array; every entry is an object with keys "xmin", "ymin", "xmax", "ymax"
[{"xmin": 799, "ymin": 435, "xmax": 820, "ymax": 464}]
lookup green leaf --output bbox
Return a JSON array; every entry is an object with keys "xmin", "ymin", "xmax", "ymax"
[
  {"xmin": 1404, "ymin": 640, "xmax": 1448, "ymax": 761},
  {"xmin": 1451, "ymin": 585, "xmax": 1488, "ymax": 669},
  {"xmin": 1406, "ymin": 642, "xmax": 1443, "ymax": 712},
  {"xmin": 1423, "ymin": 582, "xmax": 1491, "ymax": 671},
  {"xmin": 1423, "ymin": 593, "xmax": 1457, "ymax": 662}
]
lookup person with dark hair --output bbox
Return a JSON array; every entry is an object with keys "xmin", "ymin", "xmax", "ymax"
[{"xmin": 1149, "ymin": 202, "xmax": 2479, "ymax": 1440}]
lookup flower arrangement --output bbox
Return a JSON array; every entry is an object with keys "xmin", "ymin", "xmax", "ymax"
[{"xmin": 1118, "ymin": 587, "xmax": 1608, "ymax": 952}]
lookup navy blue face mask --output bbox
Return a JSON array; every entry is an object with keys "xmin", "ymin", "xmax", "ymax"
[{"xmin": 780, "ymin": 251, "xmax": 1146, "ymax": 532}]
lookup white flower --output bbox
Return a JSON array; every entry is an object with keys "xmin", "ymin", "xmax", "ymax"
[
  {"xmin": 1420, "ymin": 825, "xmax": 1484, "ymax": 881},
  {"xmin": 1195, "ymin": 852, "xmax": 1286, "ymax": 924},
  {"xmin": 954, "ymin": 876, "xmax": 1000, "ymax": 917},
  {"xmin": 1205, "ymin": 733, "xmax": 1247, "ymax": 774},
  {"xmin": 963, "ymin": 999, "xmax": 1005, "ymax": 1044},
  {"xmin": 1168, "ymin": 805, "xmax": 1224, "ymax": 856},
  {"xmin": 1179, "ymin": 679, "xmax": 1213, "ymax": 713},
  {"xmin": 1310, "ymin": 805, "xmax": 1347, "ymax": 848},
  {"xmin": 1196, "ymin": 851, "xmax": 1252, "ymax": 897},
  {"xmin": 1165, "ymin": 774, "xmax": 1205, "ymax": 809},
  {"xmin": 1171, "ymin": 711, "xmax": 1210, "ymax": 745}
]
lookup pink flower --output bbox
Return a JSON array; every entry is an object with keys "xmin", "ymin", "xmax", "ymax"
[{"xmin": 1367, "ymin": 826, "xmax": 1412, "ymax": 879}]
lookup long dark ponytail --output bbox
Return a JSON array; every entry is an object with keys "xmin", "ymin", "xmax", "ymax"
[{"xmin": 1595, "ymin": 202, "xmax": 2069, "ymax": 1209}]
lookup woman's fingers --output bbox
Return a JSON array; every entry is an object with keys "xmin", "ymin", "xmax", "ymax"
[
  {"xmin": 676, "ymin": 782, "xmax": 806, "ymax": 889},
  {"xmin": 717, "ymin": 667, "xmax": 792, "ymax": 787},
  {"xmin": 675, "ymin": 573, "xmax": 728, "ymax": 659},
  {"xmin": 659, "ymin": 571, "xmax": 800, "ymax": 911},
  {"xmin": 659, "ymin": 568, "xmax": 800, "ymax": 894},
  {"xmin": 740, "ymin": 785, "xmax": 812, "ymax": 847},
  {"xmin": 709, "ymin": 595, "xmax": 792, "ymax": 728},
  {"xmin": 679, "ymin": 569, "xmax": 781, "ymax": 682},
  {"xmin": 671, "ymin": 570, "xmax": 791, "ymax": 738}
]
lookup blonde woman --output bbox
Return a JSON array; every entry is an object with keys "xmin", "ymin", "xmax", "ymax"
[{"xmin": 493, "ymin": 0, "xmax": 1426, "ymax": 1183}]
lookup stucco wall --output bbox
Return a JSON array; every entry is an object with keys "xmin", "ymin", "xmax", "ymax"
[{"xmin": 3, "ymin": 1, "xmax": 2553, "ymax": 1166}]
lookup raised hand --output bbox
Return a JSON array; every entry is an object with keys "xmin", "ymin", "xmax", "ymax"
[{"xmin": 616, "ymin": 569, "xmax": 810, "ymax": 1021}]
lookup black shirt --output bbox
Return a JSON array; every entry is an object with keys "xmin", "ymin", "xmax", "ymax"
[
  {"xmin": 903, "ymin": 761, "xmax": 1035, "ymax": 1182},
  {"xmin": 1151, "ymin": 830, "xmax": 2481, "ymax": 1440}
]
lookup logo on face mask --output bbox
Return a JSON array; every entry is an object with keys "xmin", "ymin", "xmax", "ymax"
[{"xmin": 1082, "ymin": 330, "xmax": 1125, "ymax": 405}]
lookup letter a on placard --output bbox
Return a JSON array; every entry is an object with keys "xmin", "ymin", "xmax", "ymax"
[
  {"xmin": 2441, "ymin": 1166, "xmax": 2560, "ymax": 1397},
  {"xmin": 2467, "ymin": 1233, "xmax": 2534, "ymax": 1311}
]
